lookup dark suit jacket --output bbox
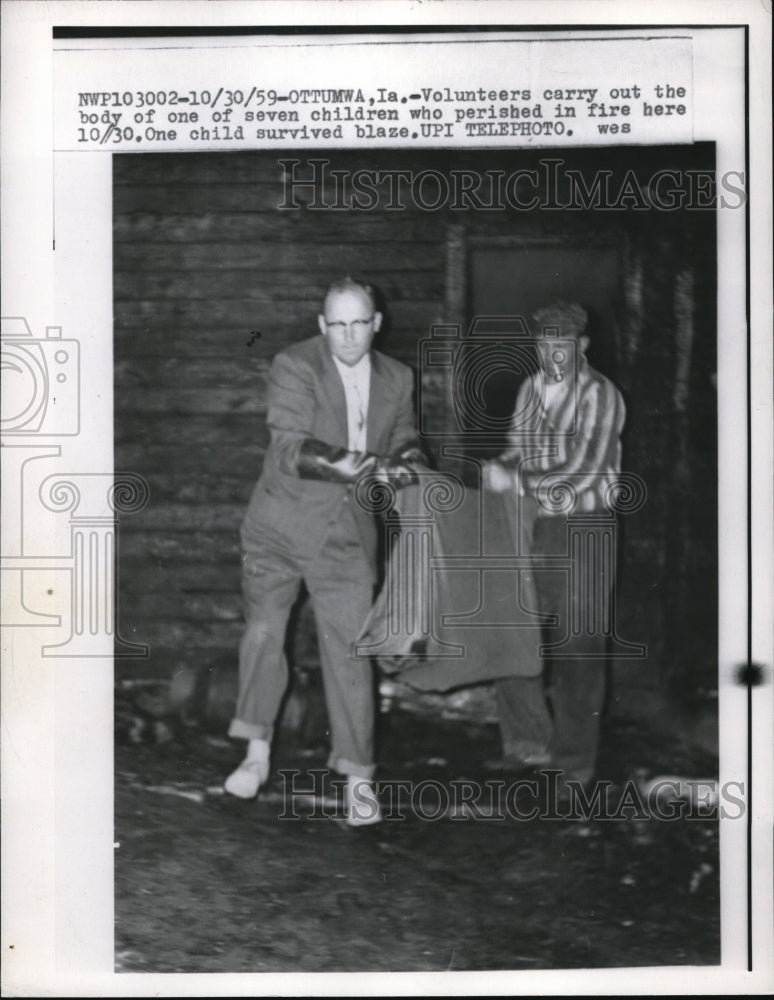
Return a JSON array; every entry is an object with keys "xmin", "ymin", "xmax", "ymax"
[{"xmin": 242, "ymin": 334, "xmax": 419, "ymax": 569}]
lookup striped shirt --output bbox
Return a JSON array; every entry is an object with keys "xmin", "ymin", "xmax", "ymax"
[{"xmin": 500, "ymin": 359, "xmax": 626, "ymax": 515}]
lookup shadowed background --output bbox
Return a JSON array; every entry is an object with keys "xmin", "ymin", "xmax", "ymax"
[{"xmin": 112, "ymin": 145, "xmax": 717, "ymax": 743}]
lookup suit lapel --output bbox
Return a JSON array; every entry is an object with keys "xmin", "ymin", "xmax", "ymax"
[
  {"xmin": 315, "ymin": 337, "xmax": 349, "ymax": 447},
  {"xmin": 366, "ymin": 352, "xmax": 391, "ymax": 453},
  {"xmin": 315, "ymin": 339, "xmax": 394, "ymax": 454}
]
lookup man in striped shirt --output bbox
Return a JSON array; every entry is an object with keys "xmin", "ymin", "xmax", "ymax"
[{"xmin": 484, "ymin": 302, "xmax": 626, "ymax": 790}]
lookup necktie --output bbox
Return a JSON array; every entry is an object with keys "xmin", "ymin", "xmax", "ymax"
[{"xmin": 351, "ymin": 381, "xmax": 365, "ymax": 439}]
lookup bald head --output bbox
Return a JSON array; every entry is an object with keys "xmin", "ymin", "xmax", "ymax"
[{"xmin": 321, "ymin": 277, "xmax": 376, "ymax": 316}]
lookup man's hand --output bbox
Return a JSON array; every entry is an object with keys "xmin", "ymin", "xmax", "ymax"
[
  {"xmin": 391, "ymin": 444, "xmax": 427, "ymax": 467},
  {"xmin": 370, "ymin": 442, "xmax": 428, "ymax": 488},
  {"xmin": 483, "ymin": 460, "xmax": 515, "ymax": 493},
  {"xmin": 372, "ymin": 456, "xmax": 420, "ymax": 488},
  {"xmin": 297, "ymin": 439, "xmax": 378, "ymax": 483}
]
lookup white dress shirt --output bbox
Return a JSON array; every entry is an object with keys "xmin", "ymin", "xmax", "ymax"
[{"xmin": 332, "ymin": 353, "xmax": 371, "ymax": 453}]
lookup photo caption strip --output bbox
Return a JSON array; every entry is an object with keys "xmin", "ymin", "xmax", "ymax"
[{"xmin": 55, "ymin": 34, "xmax": 694, "ymax": 152}]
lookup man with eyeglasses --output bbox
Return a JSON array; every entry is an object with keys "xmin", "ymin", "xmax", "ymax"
[{"xmin": 224, "ymin": 277, "xmax": 425, "ymax": 825}]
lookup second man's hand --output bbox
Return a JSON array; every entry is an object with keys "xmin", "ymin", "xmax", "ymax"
[
  {"xmin": 483, "ymin": 460, "xmax": 513, "ymax": 493},
  {"xmin": 371, "ymin": 455, "xmax": 421, "ymax": 488}
]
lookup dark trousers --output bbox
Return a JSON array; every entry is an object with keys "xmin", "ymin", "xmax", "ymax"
[
  {"xmin": 229, "ymin": 496, "xmax": 376, "ymax": 778},
  {"xmin": 495, "ymin": 514, "xmax": 612, "ymax": 781}
]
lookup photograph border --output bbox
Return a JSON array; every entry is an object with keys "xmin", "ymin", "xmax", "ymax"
[{"xmin": 2, "ymin": 2, "xmax": 771, "ymax": 996}]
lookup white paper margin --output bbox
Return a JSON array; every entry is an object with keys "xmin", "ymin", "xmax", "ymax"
[{"xmin": 1, "ymin": 1, "xmax": 772, "ymax": 997}]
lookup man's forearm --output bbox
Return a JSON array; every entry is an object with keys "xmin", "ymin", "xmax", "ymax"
[
  {"xmin": 296, "ymin": 438, "xmax": 378, "ymax": 483},
  {"xmin": 296, "ymin": 437, "xmax": 422, "ymax": 488}
]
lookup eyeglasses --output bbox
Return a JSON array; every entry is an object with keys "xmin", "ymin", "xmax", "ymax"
[{"xmin": 324, "ymin": 317, "xmax": 375, "ymax": 334}]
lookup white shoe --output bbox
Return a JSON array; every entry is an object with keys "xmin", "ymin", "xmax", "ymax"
[
  {"xmin": 224, "ymin": 759, "xmax": 268, "ymax": 799},
  {"xmin": 345, "ymin": 776, "xmax": 382, "ymax": 827},
  {"xmin": 224, "ymin": 739, "xmax": 270, "ymax": 799}
]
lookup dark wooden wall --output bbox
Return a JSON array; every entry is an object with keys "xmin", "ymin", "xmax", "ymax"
[{"xmin": 113, "ymin": 146, "xmax": 717, "ymax": 713}]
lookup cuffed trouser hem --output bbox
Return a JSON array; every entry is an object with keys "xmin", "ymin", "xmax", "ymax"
[
  {"xmin": 229, "ymin": 718, "xmax": 274, "ymax": 742},
  {"xmin": 328, "ymin": 752, "xmax": 376, "ymax": 780},
  {"xmin": 552, "ymin": 758, "xmax": 595, "ymax": 785},
  {"xmin": 503, "ymin": 739, "xmax": 551, "ymax": 765}
]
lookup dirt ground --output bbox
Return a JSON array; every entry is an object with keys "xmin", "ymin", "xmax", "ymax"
[{"xmin": 114, "ymin": 680, "xmax": 719, "ymax": 975}]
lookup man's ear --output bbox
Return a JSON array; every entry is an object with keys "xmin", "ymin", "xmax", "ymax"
[
  {"xmin": 373, "ymin": 311, "xmax": 383, "ymax": 333},
  {"xmin": 318, "ymin": 314, "xmax": 328, "ymax": 337},
  {"xmin": 579, "ymin": 334, "xmax": 590, "ymax": 356}
]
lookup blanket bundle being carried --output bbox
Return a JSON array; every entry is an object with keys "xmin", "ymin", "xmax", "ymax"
[{"xmin": 355, "ymin": 475, "xmax": 543, "ymax": 692}]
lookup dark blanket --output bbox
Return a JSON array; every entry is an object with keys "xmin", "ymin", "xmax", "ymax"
[{"xmin": 356, "ymin": 478, "xmax": 543, "ymax": 691}]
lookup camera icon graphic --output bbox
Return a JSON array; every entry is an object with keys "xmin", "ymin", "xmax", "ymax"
[
  {"xmin": 417, "ymin": 317, "xmax": 580, "ymax": 443},
  {"xmin": 1, "ymin": 317, "xmax": 80, "ymax": 435}
]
